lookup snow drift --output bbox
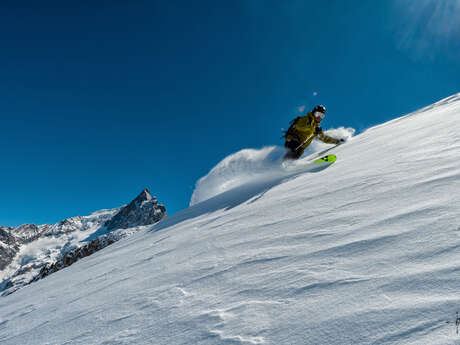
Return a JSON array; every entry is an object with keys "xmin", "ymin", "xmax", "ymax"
[
  {"xmin": 1, "ymin": 94, "xmax": 460, "ymax": 345},
  {"xmin": 190, "ymin": 127, "xmax": 355, "ymax": 206}
]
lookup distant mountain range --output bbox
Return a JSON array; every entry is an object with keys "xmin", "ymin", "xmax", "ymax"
[{"xmin": 0, "ymin": 188, "xmax": 166, "ymax": 296}]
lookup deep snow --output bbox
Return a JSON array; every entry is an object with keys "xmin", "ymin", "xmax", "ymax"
[
  {"xmin": 190, "ymin": 127, "xmax": 354, "ymax": 206},
  {"xmin": 1, "ymin": 94, "xmax": 460, "ymax": 345}
]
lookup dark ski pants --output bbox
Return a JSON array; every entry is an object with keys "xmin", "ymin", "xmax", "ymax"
[{"xmin": 284, "ymin": 139, "xmax": 305, "ymax": 160}]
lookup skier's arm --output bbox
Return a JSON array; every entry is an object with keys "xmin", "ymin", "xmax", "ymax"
[{"xmin": 317, "ymin": 129, "xmax": 341, "ymax": 145}]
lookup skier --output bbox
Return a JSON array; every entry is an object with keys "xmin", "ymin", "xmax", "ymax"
[{"xmin": 283, "ymin": 105, "xmax": 344, "ymax": 160}]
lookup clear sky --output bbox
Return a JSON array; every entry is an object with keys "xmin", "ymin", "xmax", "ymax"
[{"xmin": 1, "ymin": 0, "xmax": 459, "ymax": 226}]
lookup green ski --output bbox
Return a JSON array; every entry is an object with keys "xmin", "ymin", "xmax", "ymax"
[
  {"xmin": 282, "ymin": 154, "xmax": 336, "ymax": 172},
  {"xmin": 313, "ymin": 154, "xmax": 336, "ymax": 164}
]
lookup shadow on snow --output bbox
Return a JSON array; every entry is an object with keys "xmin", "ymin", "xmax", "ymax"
[{"xmin": 150, "ymin": 163, "xmax": 332, "ymax": 233}]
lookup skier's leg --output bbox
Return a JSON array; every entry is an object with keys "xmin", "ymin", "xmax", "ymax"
[{"xmin": 284, "ymin": 139, "xmax": 302, "ymax": 160}]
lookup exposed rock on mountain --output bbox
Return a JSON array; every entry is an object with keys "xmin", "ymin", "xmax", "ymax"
[
  {"xmin": 0, "ymin": 188, "xmax": 166, "ymax": 296},
  {"xmin": 32, "ymin": 233, "xmax": 119, "ymax": 283},
  {"xmin": 14, "ymin": 224, "xmax": 50, "ymax": 242},
  {"xmin": 105, "ymin": 188, "xmax": 167, "ymax": 230},
  {"xmin": 0, "ymin": 227, "xmax": 19, "ymax": 270}
]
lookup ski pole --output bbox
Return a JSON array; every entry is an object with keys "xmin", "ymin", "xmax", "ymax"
[{"xmin": 295, "ymin": 134, "xmax": 314, "ymax": 152}]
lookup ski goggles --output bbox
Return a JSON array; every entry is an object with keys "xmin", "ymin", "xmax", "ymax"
[{"xmin": 314, "ymin": 111, "xmax": 325, "ymax": 120}]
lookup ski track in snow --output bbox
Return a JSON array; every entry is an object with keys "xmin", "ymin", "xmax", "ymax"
[{"xmin": 0, "ymin": 93, "xmax": 460, "ymax": 344}]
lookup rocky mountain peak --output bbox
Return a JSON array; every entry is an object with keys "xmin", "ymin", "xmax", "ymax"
[
  {"xmin": 13, "ymin": 224, "xmax": 47, "ymax": 243},
  {"xmin": 104, "ymin": 188, "xmax": 166, "ymax": 231},
  {"xmin": 137, "ymin": 188, "xmax": 152, "ymax": 202}
]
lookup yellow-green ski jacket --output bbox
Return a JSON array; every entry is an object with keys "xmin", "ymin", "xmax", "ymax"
[{"xmin": 285, "ymin": 112, "xmax": 339, "ymax": 154}]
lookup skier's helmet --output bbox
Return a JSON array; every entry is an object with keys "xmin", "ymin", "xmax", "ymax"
[{"xmin": 312, "ymin": 105, "xmax": 326, "ymax": 121}]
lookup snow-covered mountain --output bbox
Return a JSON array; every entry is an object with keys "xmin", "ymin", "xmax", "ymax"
[
  {"xmin": 0, "ymin": 188, "xmax": 166, "ymax": 296},
  {"xmin": 1, "ymin": 94, "xmax": 460, "ymax": 345}
]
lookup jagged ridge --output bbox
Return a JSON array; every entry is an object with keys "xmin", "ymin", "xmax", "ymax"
[{"xmin": 0, "ymin": 188, "xmax": 167, "ymax": 296}]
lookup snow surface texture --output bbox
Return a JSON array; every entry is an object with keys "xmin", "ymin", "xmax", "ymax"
[{"xmin": 1, "ymin": 94, "xmax": 460, "ymax": 345}]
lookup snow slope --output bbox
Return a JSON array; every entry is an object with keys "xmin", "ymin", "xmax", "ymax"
[{"xmin": 1, "ymin": 94, "xmax": 460, "ymax": 345}]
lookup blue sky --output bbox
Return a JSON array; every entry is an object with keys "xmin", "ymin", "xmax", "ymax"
[{"xmin": 1, "ymin": 0, "xmax": 459, "ymax": 226}]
